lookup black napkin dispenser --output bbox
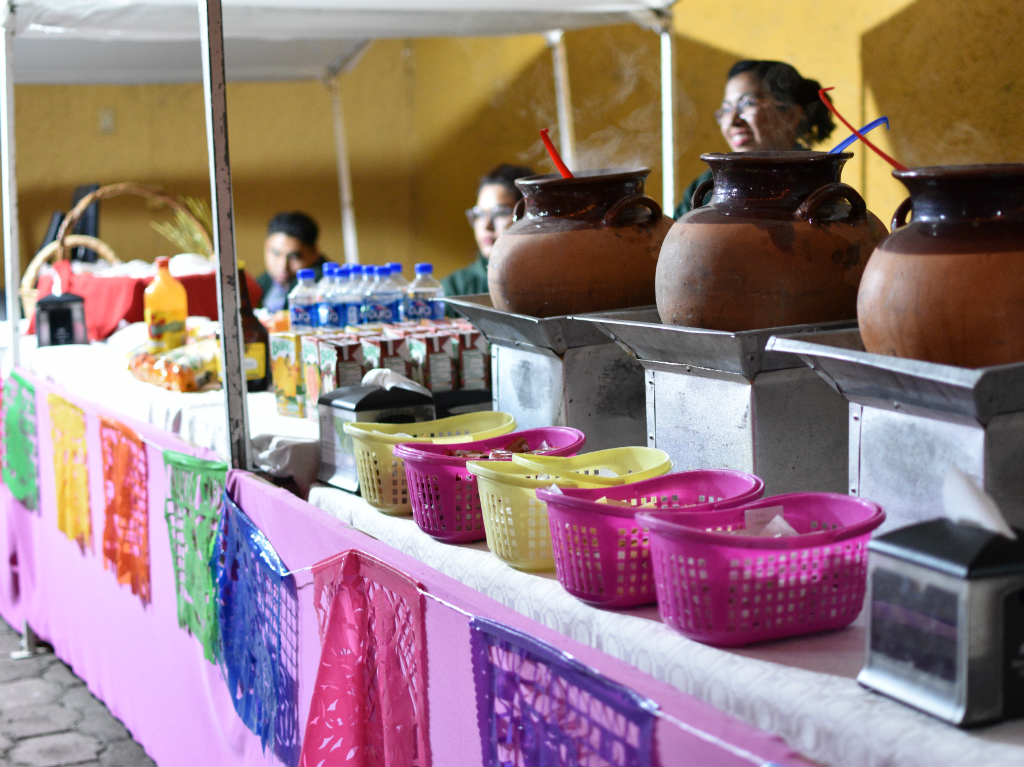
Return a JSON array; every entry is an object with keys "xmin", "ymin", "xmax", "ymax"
[{"xmin": 317, "ymin": 384, "xmax": 435, "ymax": 493}]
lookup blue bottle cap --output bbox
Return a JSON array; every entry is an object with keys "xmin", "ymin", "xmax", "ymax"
[
  {"xmin": 375, "ymin": 265, "xmax": 390, "ymax": 277},
  {"xmin": 297, "ymin": 268, "xmax": 316, "ymax": 280},
  {"xmin": 414, "ymin": 262, "xmax": 433, "ymax": 274},
  {"xmin": 388, "ymin": 262, "xmax": 403, "ymax": 273}
]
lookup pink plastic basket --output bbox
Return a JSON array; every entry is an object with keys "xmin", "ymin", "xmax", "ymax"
[
  {"xmin": 394, "ymin": 427, "xmax": 586, "ymax": 543},
  {"xmin": 638, "ymin": 492, "xmax": 885, "ymax": 646},
  {"xmin": 536, "ymin": 470, "xmax": 765, "ymax": 608}
]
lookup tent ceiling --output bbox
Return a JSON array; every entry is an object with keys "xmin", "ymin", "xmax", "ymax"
[{"xmin": 5, "ymin": 0, "xmax": 675, "ymax": 82}]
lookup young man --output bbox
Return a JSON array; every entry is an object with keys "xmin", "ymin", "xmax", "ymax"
[{"xmin": 257, "ymin": 211, "xmax": 328, "ymax": 312}]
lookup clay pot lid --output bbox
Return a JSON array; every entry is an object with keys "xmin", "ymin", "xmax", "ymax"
[
  {"xmin": 516, "ymin": 167, "xmax": 650, "ymax": 187},
  {"xmin": 699, "ymin": 150, "xmax": 852, "ymax": 164},
  {"xmin": 894, "ymin": 163, "xmax": 1024, "ymax": 180}
]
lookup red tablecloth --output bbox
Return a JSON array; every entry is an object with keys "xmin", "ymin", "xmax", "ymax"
[{"xmin": 30, "ymin": 262, "xmax": 263, "ymax": 340}]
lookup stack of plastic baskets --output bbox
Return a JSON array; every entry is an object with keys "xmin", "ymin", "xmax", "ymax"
[
  {"xmin": 342, "ymin": 411, "xmax": 515, "ymax": 515},
  {"xmin": 638, "ymin": 492, "xmax": 885, "ymax": 646},
  {"xmin": 536, "ymin": 470, "xmax": 765, "ymax": 608},
  {"xmin": 466, "ymin": 447, "xmax": 671, "ymax": 571},
  {"xmin": 394, "ymin": 427, "xmax": 586, "ymax": 543}
]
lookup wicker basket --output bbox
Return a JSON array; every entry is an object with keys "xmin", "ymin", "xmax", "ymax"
[{"xmin": 20, "ymin": 182, "xmax": 213, "ymax": 319}]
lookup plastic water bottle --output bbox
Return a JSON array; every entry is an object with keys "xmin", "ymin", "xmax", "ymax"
[
  {"xmin": 388, "ymin": 262, "xmax": 409, "ymax": 291},
  {"xmin": 288, "ymin": 268, "xmax": 320, "ymax": 332},
  {"xmin": 362, "ymin": 265, "xmax": 403, "ymax": 324},
  {"xmin": 336, "ymin": 264, "xmax": 362, "ymax": 328},
  {"xmin": 404, "ymin": 262, "xmax": 446, "ymax": 321},
  {"xmin": 316, "ymin": 263, "xmax": 340, "ymax": 330}
]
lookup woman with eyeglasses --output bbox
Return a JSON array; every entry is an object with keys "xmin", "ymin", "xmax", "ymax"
[
  {"xmin": 441, "ymin": 163, "xmax": 534, "ymax": 298},
  {"xmin": 673, "ymin": 60, "xmax": 836, "ymax": 219}
]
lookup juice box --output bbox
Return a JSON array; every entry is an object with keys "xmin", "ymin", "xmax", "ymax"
[
  {"xmin": 360, "ymin": 336, "xmax": 412, "ymax": 379},
  {"xmin": 301, "ymin": 333, "xmax": 323, "ymax": 420},
  {"xmin": 270, "ymin": 332, "xmax": 305, "ymax": 418},
  {"xmin": 319, "ymin": 336, "xmax": 365, "ymax": 392},
  {"xmin": 408, "ymin": 331, "xmax": 458, "ymax": 392},
  {"xmin": 458, "ymin": 330, "xmax": 490, "ymax": 390}
]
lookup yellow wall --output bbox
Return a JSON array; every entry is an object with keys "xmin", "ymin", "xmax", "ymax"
[{"xmin": 5, "ymin": 0, "xmax": 1023, "ymax": 293}]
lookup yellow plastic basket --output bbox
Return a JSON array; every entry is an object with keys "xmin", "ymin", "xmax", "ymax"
[
  {"xmin": 343, "ymin": 411, "xmax": 515, "ymax": 515},
  {"xmin": 467, "ymin": 447, "xmax": 672, "ymax": 570}
]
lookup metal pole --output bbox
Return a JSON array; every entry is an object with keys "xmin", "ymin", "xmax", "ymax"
[
  {"xmin": 546, "ymin": 30, "xmax": 576, "ymax": 171},
  {"xmin": 2, "ymin": 9, "xmax": 20, "ymax": 368},
  {"xmin": 660, "ymin": 21, "xmax": 676, "ymax": 215},
  {"xmin": 327, "ymin": 77, "xmax": 360, "ymax": 264},
  {"xmin": 198, "ymin": 0, "xmax": 251, "ymax": 470}
]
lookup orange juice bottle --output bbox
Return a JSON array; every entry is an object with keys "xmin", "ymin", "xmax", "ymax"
[{"xmin": 144, "ymin": 256, "xmax": 188, "ymax": 353}]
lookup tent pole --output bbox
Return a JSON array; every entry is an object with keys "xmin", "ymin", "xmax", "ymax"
[
  {"xmin": 659, "ymin": 18, "xmax": 676, "ymax": 215},
  {"xmin": 546, "ymin": 30, "xmax": 576, "ymax": 170},
  {"xmin": 198, "ymin": 0, "xmax": 251, "ymax": 471},
  {"xmin": 327, "ymin": 78, "xmax": 359, "ymax": 265},
  {"xmin": 2, "ymin": 11, "xmax": 20, "ymax": 368}
]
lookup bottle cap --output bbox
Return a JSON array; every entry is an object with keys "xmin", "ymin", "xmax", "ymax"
[
  {"xmin": 388, "ymin": 262, "xmax": 403, "ymax": 273},
  {"xmin": 414, "ymin": 262, "xmax": 433, "ymax": 275},
  {"xmin": 324, "ymin": 262, "xmax": 339, "ymax": 276},
  {"xmin": 237, "ymin": 259, "xmax": 246, "ymax": 270},
  {"xmin": 338, "ymin": 264, "xmax": 352, "ymax": 277},
  {"xmin": 375, "ymin": 265, "xmax": 390, "ymax": 277},
  {"xmin": 297, "ymin": 268, "xmax": 316, "ymax": 280},
  {"xmin": 155, "ymin": 256, "xmax": 170, "ymax": 268}
]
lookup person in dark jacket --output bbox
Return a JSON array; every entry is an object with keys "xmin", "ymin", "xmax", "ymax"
[
  {"xmin": 674, "ymin": 59, "xmax": 836, "ymax": 219},
  {"xmin": 257, "ymin": 211, "xmax": 329, "ymax": 312},
  {"xmin": 442, "ymin": 163, "xmax": 533, "ymax": 298}
]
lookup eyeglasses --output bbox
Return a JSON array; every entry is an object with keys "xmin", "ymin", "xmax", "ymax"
[
  {"xmin": 714, "ymin": 94, "xmax": 785, "ymax": 123},
  {"xmin": 465, "ymin": 205, "xmax": 514, "ymax": 225}
]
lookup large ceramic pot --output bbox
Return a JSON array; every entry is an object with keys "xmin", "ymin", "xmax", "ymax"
[
  {"xmin": 656, "ymin": 151, "xmax": 887, "ymax": 330},
  {"xmin": 487, "ymin": 168, "xmax": 673, "ymax": 317},
  {"xmin": 858, "ymin": 164, "xmax": 1024, "ymax": 368}
]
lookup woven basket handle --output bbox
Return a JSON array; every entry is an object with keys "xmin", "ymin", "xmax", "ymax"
[{"xmin": 52, "ymin": 182, "xmax": 214, "ymax": 262}]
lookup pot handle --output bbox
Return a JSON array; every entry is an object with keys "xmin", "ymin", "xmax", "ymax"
[
  {"xmin": 890, "ymin": 197, "xmax": 912, "ymax": 230},
  {"xmin": 794, "ymin": 182, "xmax": 867, "ymax": 224},
  {"xmin": 602, "ymin": 194, "xmax": 663, "ymax": 227},
  {"xmin": 690, "ymin": 178, "xmax": 714, "ymax": 211},
  {"xmin": 512, "ymin": 197, "xmax": 526, "ymax": 223}
]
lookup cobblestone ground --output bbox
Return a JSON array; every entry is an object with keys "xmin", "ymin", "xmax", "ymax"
[{"xmin": 0, "ymin": 620, "xmax": 155, "ymax": 767}]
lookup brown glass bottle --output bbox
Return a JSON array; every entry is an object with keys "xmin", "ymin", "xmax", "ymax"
[{"xmin": 238, "ymin": 264, "xmax": 270, "ymax": 392}]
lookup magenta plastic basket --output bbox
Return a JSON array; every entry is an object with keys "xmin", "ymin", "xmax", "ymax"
[
  {"xmin": 394, "ymin": 427, "xmax": 586, "ymax": 543},
  {"xmin": 638, "ymin": 492, "xmax": 885, "ymax": 646},
  {"xmin": 536, "ymin": 470, "xmax": 765, "ymax": 608}
]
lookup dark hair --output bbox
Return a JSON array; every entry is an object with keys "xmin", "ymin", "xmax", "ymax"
[
  {"xmin": 727, "ymin": 60, "xmax": 835, "ymax": 146},
  {"xmin": 478, "ymin": 163, "xmax": 534, "ymax": 200},
  {"xmin": 267, "ymin": 211, "xmax": 319, "ymax": 247}
]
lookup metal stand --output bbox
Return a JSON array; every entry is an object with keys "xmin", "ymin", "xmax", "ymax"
[
  {"xmin": 443, "ymin": 296, "xmax": 647, "ymax": 451},
  {"xmin": 768, "ymin": 328, "xmax": 1024, "ymax": 532},
  {"xmin": 10, "ymin": 620, "xmax": 47, "ymax": 660},
  {"xmin": 578, "ymin": 307, "xmax": 855, "ymax": 496}
]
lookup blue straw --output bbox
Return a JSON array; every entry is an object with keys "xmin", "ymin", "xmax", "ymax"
[{"xmin": 829, "ymin": 116, "xmax": 890, "ymax": 154}]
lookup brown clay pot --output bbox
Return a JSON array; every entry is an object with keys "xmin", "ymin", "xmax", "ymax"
[
  {"xmin": 858, "ymin": 164, "xmax": 1024, "ymax": 368},
  {"xmin": 655, "ymin": 151, "xmax": 887, "ymax": 330},
  {"xmin": 487, "ymin": 168, "xmax": 673, "ymax": 317}
]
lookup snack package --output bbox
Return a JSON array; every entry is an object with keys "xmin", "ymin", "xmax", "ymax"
[{"xmin": 270, "ymin": 332, "xmax": 305, "ymax": 417}]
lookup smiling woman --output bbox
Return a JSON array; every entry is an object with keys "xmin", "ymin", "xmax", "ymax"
[{"xmin": 674, "ymin": 60, "xmax": 836, "ymax": 219}]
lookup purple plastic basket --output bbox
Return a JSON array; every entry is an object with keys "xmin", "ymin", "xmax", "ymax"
[
  {"xmin": 535, "ymin": 470, "xmax": 765, "ymax": 608},
  {"xmin": 638, "ymin": 492, "xmax": 885, "ymax": 646},
  {"xmin": 394, "ymin": 427, "xmax": 585, "ymax": 543}
]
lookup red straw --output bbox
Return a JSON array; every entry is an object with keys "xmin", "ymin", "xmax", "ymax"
[
  {"xmin": 540, "ymin": 128, "xmax": 574, "ymax": 178},
  {"xmin": 818, "ymin": 87, "xmax": 908, "ymax": 171}
]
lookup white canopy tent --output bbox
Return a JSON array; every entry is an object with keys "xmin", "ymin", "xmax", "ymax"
[{"xmin": 0, "ymin": 0, "xmax": 678, "ymax": 469}]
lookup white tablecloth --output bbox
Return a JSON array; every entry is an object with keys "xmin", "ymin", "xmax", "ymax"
[
  {"xmin": 309, "ymin": 484, "xmax": 1024, "ymax": 767},
  {"xmin": 14, "ymin": 339, "xmax": 319, "ymax": 488}
]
